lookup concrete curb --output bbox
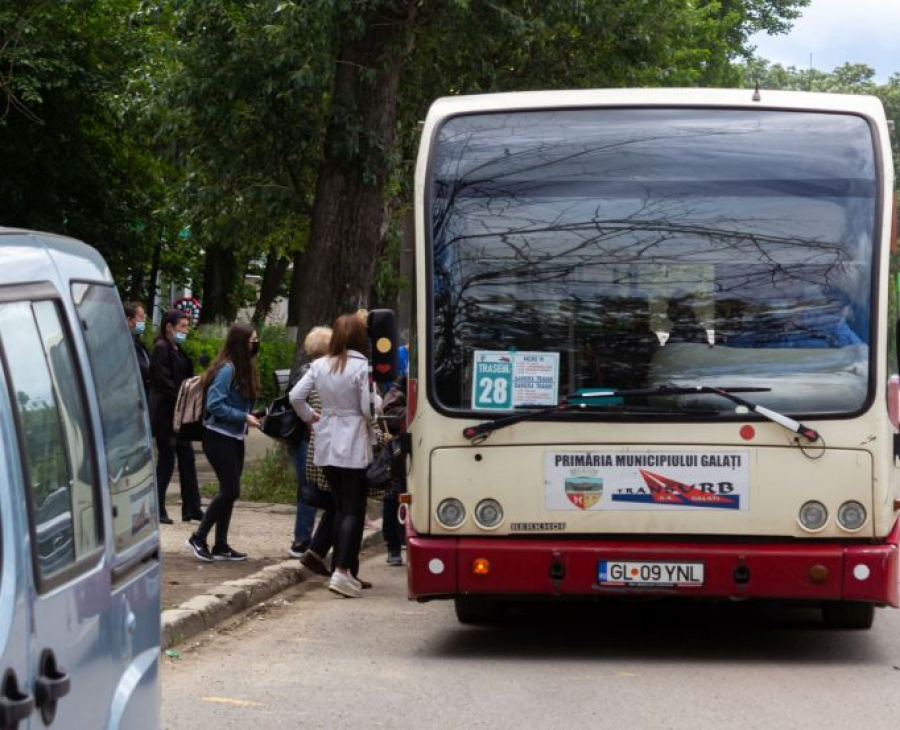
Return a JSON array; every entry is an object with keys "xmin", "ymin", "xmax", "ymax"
[{"xmin": 161, "ymin": 530, "xmax": 384, "ymax": 649}]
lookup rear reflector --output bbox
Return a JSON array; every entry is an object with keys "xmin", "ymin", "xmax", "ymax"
[{"xmin": 471, "ymin": 558, "xmax": 491, "ymax": 576}]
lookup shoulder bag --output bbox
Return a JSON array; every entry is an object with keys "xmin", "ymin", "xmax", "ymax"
[{"xmin": 260, "ymin": 394, "xmax": 304, "ymax": 446}]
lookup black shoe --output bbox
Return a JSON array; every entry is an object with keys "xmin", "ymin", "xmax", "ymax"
[
  {"xmin": 186, "ymin": 534, "xmax": 212, "ymax": 562},
  {"xmin": 212, "ymin": 545, "xmax": 248, "ymax": 561},
  {"xmin": 288, "ymin": 541, "xmax": 309, "ymax": 559},
  {"xmin": 182, "ymin": 511, "xmax": 204, "ymax": 522},
  {"xmin": 352, "ymin": 574, "xmax": 373, "ymax": 590},
  {"xmin": 299, "ymin": 550, "xmax": 330, "ymax": 576},
  {"xmin": 160, "ymin": 514, "xmax": 174, "ymax": 525}
]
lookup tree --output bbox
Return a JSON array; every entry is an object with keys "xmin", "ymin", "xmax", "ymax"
[
  {"xmin": 154, "ymin": 0, "xmax": 331, "ymax": 322},
  {"xmin": 0, "ymin": 1, "xmax": 168, "ymax": 288},
  {"xmin": 290, "ymin": 0, "xmax": 811, "ymax": 364}
]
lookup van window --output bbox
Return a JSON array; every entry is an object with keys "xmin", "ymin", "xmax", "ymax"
[
  {"xmin": 72, "ymin": 283, "xmax": 156, "ymax": 552},
  {"xmin": 0, "ymin": 300, "xmax": 101, "ymax": 581}
]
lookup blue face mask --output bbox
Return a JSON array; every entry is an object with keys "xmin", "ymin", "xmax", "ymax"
[
  {"xmin": 174, "ymin": 331, "xmax": 187, "ymax": 344},
  {"xmin": 133, "ymin": 320, "xmax": 145, "ymax": 335}
]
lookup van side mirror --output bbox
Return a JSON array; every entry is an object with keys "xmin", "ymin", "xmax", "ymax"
[{"xmin": 367, "ymin": 309, "xmax": 399, "ymax": 383}]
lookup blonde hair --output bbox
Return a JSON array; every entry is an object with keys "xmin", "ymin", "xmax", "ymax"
[{"xmin": 304, "ymin": 326, "xmax": 332, "ymax": 359}]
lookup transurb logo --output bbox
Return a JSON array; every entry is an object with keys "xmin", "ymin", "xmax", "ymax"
[
  {"xmin": 565, "ymin": 477, "xmax": 603, "ymax": 510},
  {"xmin": 611, "ymin": 469, "xmax": 740, "ymax": 509}
]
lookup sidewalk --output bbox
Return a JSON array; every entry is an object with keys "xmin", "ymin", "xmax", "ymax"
[{"xmin": 160, "ymin": 430, "xmax": 384, "ymax": 648}]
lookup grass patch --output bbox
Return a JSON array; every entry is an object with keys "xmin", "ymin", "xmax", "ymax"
[{"xmin": 201, "ymin": 445, "xmax": 297, "ymax": 504}]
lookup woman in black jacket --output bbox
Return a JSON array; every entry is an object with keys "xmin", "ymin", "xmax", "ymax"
[{"xmin": 149, "ymin": 310, "xmax": 203, "ymax": 524}]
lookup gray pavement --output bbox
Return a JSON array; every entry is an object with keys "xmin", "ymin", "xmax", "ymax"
[
  {"xmin": 162, "ymin": 561, "xmax": 900, "ymax": 730},
  {"xmin": 160, "ymin": 430, "xmax": 385, "ymax": 648}
]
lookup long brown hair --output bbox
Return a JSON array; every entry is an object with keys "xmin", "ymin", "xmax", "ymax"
[
  {"xmin": 200, "ymin": 322, "xmax": 260, "ymax": 398},
  {"xmin": 328, "ymin": 314, "xmax": 369, "ymax": 373}
]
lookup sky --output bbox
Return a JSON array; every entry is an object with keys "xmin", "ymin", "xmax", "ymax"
[{"xmin": 749, "ymin": 0, "xmax": 900, "ymax": 83}]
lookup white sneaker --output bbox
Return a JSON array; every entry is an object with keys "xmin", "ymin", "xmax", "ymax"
[{"xmin": 328, "ymin": 572, "xmax": 361, "ymax": 598}]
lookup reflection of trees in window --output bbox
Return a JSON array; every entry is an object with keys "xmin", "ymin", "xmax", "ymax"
[
  {"xmin": 17, "ymin": 394, "xmax": 69, "ymax": 508},
  {"xmin": 430, "ymin": 113, "xmax": 874, "ymax": 407}
]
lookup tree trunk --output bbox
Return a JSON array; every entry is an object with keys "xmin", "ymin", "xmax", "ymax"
[
  {"xmin": 290, "ymin": 1, "xmax": 418, "ymax": 366},
  {"xmin": 199, "ymin": 242, "xmax": 239, "ymax": 324},
  {"xmin": 252, "ymin": 249, "xmax": 290, "ymax": 327}
]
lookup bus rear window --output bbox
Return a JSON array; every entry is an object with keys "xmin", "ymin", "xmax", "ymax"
[{"xmin": 428, "ymin": 108, "xmax": 876, "ymax": 416}]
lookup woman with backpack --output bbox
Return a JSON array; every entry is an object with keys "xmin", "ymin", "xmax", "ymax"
[
  {"xmin": 186, "ymin": 323, "xmax": 261, "ymax": 562},
  {"xmin": 149, "ymin": 309, "xmax": 202, "ymax": 524}
]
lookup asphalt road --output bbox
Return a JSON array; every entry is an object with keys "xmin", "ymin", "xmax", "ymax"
[{"xmin": 162, "ymin": 553, "xmax": 900, "ymax": 730}]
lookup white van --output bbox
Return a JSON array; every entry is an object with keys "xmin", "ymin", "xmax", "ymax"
[{"xmin": 0, "ymin": 228, "xmax": 160, "ymax": 729}]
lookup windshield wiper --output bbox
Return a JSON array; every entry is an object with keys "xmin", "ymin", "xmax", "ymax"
[
  {"xmin": 578, "ymin": 385, "xmax": 819, "ymax": 442},
  {"xmin": 462, "ymin": 385, "xmax": 819, "ymax": 443}
]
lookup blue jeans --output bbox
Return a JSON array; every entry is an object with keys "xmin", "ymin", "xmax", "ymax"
[{"xmin": 292, "ymin": 438, "xmax": 317, "ymax": 544}]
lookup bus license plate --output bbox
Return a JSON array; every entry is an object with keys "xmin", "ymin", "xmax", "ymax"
[{"xmin": 598, "ymin": 560, "xmax": 704, "ymax": 587}]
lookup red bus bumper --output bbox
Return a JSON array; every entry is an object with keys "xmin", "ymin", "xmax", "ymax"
[{"xmin": 406, "ymin": 518, "xmax": 900, "ymax": 607}]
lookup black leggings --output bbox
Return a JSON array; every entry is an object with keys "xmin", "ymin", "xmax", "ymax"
[
  {"xmin": 323, "ymin": 466, "xmax": 367, "ymax": 571},
  {"xmin": 196, "ymin": 429, "xmax": 245, "ymax": 549}
]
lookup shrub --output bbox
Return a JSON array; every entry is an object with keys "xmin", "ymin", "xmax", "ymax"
[{"xmin": 240, "ymin": 445, "xmax": 297, "ymax": 504}]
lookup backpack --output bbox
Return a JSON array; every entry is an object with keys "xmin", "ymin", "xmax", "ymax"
[{"xmin": 173, "ymin": 375, "xmax": 205, "ymax": 441}]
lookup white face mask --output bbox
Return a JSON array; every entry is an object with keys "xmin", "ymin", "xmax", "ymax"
[
  {"xmin": 174, "ymin": 331, "xmax": 187, "ymax": 344},
  {"xmin": 133, "ymin": 320, "xmax": 146, "ymax": 335}
]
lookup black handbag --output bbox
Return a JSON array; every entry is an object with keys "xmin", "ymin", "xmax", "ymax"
[
  {"xmin": 365, "ymin": 441, "xmax": 395, "ymax": 493},
  {"xmin": 260, "ymin": 395, "xmax": 304, "ymax": 446}
]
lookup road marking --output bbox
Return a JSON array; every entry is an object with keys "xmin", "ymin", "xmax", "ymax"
[{"xmin": 201, "ymin": 697, "xmax": 263, "ymax": 707}]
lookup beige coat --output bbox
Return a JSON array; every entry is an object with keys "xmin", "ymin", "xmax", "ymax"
[{"xmin": 289, "ymin": 351, "xmax": 380, "ymax": 469}]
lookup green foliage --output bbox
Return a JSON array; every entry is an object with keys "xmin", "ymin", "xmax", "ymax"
[
  {"xmin": 2, "ymin": 0, "xmax": 822, "ymax": 327},
  {"xmin": 237, "ymin": 445, "xmax": 296, "ymax": 504},
  {"xmin": 179, "ymin": 323, "xmax": 296, "ymax": 403},
  {"xmin": 0, "ymin": 0, "xmax": 172, "ymax": 289},
  {"xmin": 151, "ymin": 0, "xmax": 331, "ymax": 308}
]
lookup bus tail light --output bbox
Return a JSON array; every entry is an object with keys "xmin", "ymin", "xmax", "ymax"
[
  {"xmin": 474, "ymin": 499, "xmax": 503, "ymax": 529},
  {"xmin": 471, "ymin": 558, "xmax": 491, "ymax": 576},
  {"xmin": 837, "ymin": 501, "xmax": 867, "ymax": 531},
  {"xmin": 436, "ymin": 498, "xmax": 466, "ymax": 528},
  {"xmin": 798, "ymin": 501, "xmax": 828, "ymax": 531}
]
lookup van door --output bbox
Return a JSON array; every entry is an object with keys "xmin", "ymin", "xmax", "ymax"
[
  {"xmin": 0, "ymin": 296, "xmax": 108, "ymax": 729},
  {"xmin": 0, "ymin": 361, "xmax": 35, "ymax": 730},
  {"xmin": 71, "ymin": 282, "xmax": 161, "ymax": 729}
]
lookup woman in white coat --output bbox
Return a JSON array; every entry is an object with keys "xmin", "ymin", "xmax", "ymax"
[{"xmin": 290, "ymin": 313, "xmax": 376, "ymax": 598}]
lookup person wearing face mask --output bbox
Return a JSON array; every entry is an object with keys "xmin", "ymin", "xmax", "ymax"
[
  {"xmin": 149, "ymin": 310, "xmax": 203, "ymax": 524},
  {"xmin": 186, "ymin": 323, "xmax": 261, "ymax": 562},
  {"xmin": 124, "ymin": 301, "xmax": 151, "ymax": 397}
]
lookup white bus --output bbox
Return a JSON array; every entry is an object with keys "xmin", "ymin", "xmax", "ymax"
[{"xmin": 403, "ymin": 88, "xmax": 899, "ymax": 629}]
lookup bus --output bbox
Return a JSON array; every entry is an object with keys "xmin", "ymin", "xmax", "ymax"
[{"xmin": 403, "ymin": 88, "xmax": 899, "ymax": 629}]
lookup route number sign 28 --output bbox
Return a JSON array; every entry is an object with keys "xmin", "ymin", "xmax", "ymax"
[{"xmin": 472, "ymin": 352, "xmax": 514, "ymax": 410}]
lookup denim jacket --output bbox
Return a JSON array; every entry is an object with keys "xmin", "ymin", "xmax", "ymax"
[{"xmin": 204, "ymin": 363, "xmax": 255, "ymax": 438}]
